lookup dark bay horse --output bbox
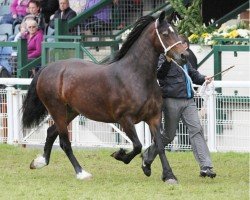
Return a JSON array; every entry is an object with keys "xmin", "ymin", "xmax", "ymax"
[{"xmin": 22, "ymin": 11, "xmax": 188, "ymax": 183}]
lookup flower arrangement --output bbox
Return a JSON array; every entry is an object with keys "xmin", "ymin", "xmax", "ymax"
[
  {"xmin": 188, "ymin": 23, "xmax": 250, "ymax": 45},
  {"xmin": 169, "ymin": 0, "xmax": 250, "ymax": 46}
]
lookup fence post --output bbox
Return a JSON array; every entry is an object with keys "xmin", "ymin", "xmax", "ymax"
[
  {"xmin": 71, "ymin": 116, "xmax": 80, "ymax": 146},
  {"xmin": 135, "ymin": 122, "xmax": 144, "ymax": 146},
  {"xmin": 12, "ymin": 88, "xmax": 22, "ymax": 143},
  {"xmin": 144, "ymin": 123, "xmax": 151, "ymax": 149},
  {"xmin": 6, "ymin": 86, "xmax": 14, "ymax": 144},
  {"xmin": 206, "ymin": 93, "xmax": 217, "ymax": 152}
]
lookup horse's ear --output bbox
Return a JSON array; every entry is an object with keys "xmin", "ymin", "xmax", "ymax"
[{"xmin": 159, "ymin": 11, "xmax": 166, "ymax": 24}]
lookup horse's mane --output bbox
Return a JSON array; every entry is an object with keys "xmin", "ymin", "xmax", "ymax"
[{"xmin": 111, "ymin": 15, "xmax": 155, "ymax": 62}]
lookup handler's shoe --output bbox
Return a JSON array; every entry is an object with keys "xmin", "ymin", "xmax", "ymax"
[
  {"xmin": 141, "ymin": 155, "xmax": 151, "ymax": 177},
  {"xmin": 200, "ymin": 167, "xmax": 216, "ymax": 178}
]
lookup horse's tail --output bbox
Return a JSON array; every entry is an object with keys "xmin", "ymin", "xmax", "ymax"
[{"xmin": 22, "ymin": 69, "xmax": 48, "ymax": 128}]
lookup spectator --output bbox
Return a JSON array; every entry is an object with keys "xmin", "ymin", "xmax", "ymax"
[
  {"xmin": 84, "ymin": 0, "xmax": 111, "ymax": 29},
  {"xmin": 22, "ymin": 19, "xmax": 43, "ymax": 59},
  {"xmin": 23, "ymin": 0, "xmax": 45, "ymax": 31},
  {"xmin": 49, "ymin": 0, "xmax": 76, "ymax": 29},
  {"xmin": 113, "ymin": 0, "xmax": 142, "ymax": 29},
  {"xmin": 83, "ymin": 0, "xmax": 111, "ymax": 51},
  {"xmin": 39, "ymin": 0, "xmax": 59, "ymax": 24},
  {"xmin": 22, "ymin": 19, "xmax": 43, "ymax": 77},
  {"xmin": 8, "ymin": 21, "xmax": 28, "ymax": 42},
  {"xmin": 0, "ymin": 0, "xmax": 30, "ymax": 26},
  {"xmin": 0, "ymin": 46, "xmax": 13, "ymax": 76}
]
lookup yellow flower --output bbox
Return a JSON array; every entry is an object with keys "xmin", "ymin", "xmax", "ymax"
[
  {"xmin": 228, "ymin": 30, "xmax": 239, "ymax": 38},
  {"xmin": 188, "ymin": 34, "xmax": 199, "ymax": 41},
  {"xmin": 201, "ymin": 33, "xmax": 209, "ymax": 38}
]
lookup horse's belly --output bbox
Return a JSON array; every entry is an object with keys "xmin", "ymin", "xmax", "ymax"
[{"xmin": 70, "ymin": 98, "xmax": 115, "ymax": 123}]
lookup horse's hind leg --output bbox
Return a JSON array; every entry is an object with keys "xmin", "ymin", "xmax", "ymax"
[
  {"xmin": 48, "ymin": 106, "xmax": 92, "ymax": 180},
  {"xmin": 58, "ymin": 130, "xmax": 92, "ymax": 180},
  {"xmin": 111, "ymin": 118, "xmax": 142, "ymax": 164},
  {"xmin": 30, "ymin": 124, "xmax": 58, "ymax": 169}
]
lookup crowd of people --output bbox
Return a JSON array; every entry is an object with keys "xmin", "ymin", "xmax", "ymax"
[{"xmin": 0, "ymin": 0, "xmax": 146, "ymax": 76}]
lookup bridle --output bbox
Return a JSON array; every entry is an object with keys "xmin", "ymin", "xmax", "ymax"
[{"xmin": 155, "ymin": 18, "xmax": 182, "ymax": 57}]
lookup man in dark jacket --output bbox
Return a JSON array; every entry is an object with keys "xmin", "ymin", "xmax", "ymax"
[
  {"xmin": 141, "ymin": 36, "xmax": 216, "ymax": 179},
  {"xmin": 40, "ymin": 0, "xmax": 59, "ymax": 23},
  {"xmin": 49, "ymin": 0, "xmax": 76, "ymax": 29}
]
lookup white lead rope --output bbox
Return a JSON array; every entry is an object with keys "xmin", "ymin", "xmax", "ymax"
[
  {"xmin": 171, "ymin": 59, "xmax": 197, "ymax": 94},
  {"xmin": 172, "ymin": 58, "xmax": 214, "ymax": 102}
]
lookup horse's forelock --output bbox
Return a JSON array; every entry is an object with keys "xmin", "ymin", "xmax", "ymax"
[{"xmin": 111, "ymin": 15, "xmax": 155, "ymax": 63}]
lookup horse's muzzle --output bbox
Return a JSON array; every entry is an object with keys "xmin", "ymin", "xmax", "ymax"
[{"xmin": 173, "ymin": 50, "xmax": 189, "ymax": 66}]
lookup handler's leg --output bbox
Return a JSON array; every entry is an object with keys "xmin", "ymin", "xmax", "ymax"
[{"xmin": 181, "ymin": 99, "xmax": 216, "ymax": 178}]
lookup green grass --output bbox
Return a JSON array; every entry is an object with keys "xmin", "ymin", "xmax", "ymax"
[{"xmin": 0, "ymin": 144, "xmax": 249, "ymax": 200}]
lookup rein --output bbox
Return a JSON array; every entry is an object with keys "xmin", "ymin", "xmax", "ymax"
[{"xmin": 155, "ymin": 19, "xmax": 182, "ymax": 56}]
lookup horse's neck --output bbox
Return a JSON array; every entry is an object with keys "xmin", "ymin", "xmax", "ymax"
[{"xmin": 124, "ymin": 28, "xmax": 159, "ymax": 76}]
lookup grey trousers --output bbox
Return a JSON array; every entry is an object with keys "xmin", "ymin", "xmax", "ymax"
[{"xmin": 143, "ymin": 97, "xmax": 213, "ymax": 169}]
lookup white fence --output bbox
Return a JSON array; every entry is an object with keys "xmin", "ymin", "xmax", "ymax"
[{"xmin": 0, "ymin": 78, "xmax": 249, "ymax": 152}]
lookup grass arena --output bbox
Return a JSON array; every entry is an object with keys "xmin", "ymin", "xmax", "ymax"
[{"xmin": 0, "ymin": 144, "xmax": 249, "ymax": 200}]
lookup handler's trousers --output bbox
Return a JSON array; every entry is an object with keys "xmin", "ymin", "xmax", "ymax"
[{"xmin": 143, "ymin": 98, "xmax": 213, "ymax": 169}]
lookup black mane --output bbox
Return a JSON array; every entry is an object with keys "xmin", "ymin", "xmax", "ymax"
[{"xmin": 111, "ymin": 15, "xmax": 155, "ymax": 62}]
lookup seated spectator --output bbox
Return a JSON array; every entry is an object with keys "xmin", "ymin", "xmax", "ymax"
[
  {"xmin": 49, "ymin": 0, "xmax": 77, "ymax": 29},
  {"xmin": 23, "ymin": 0, "xmax": 45, "ymax": 31},
  {"xmin": 22, "ymin": 19, "xmax": 43, "ymax": 77},
  {"xmin": 0, "ymin": 0, "xmax": 30, "ymax": 27},
  {"xmin": 7, "ymin": 21, "xmax": 27, "ymax": 42},
  {"xmin": 0, "ymin": 46, "xmax": 13, "ymax": 76},
  {"xmin": 113, "ymin": 0, "xmax": 142, "ymax": 29},
  {"xmin": 14, "ymin": 22, "xmax": 27, "ymax": 41},
  {"xmin": 22, "ymin": 19, "xmax": 43, "ymax": 59},
  {"xmin": 83, "ymin": 0, "xmax": 111, "ymax": 51},
  {"xmin": 84, "ymin": 0, "xmax": 111, "ymax": 33},
  {"xmin": 39, "ymin": 0, "xmax": 59, "ymax": 24}
]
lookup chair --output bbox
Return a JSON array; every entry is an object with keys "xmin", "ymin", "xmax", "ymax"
[
  {"xmin": 0, "ymin": 23, "xmax": 13, "ymax": 39},
  {"xmin": 14, "ymin": 24, "xmax": 20, "ymax": 35},
  {"xmin": 0, "ymin": 5, "xmax": 10, "ymax": 16}
]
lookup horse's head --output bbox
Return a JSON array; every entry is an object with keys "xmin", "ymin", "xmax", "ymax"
[{"xmin": 154, "ymin": 11, "xmax": 188, "ymax": 66}]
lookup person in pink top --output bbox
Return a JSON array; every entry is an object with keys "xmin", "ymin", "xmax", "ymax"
[
  {"xmin": 0, "ymin": 0, "xmax": 30, "ymax": 25},
  {"xmin": 23, "ymin": 19, "xmax": 43, "ymax": 59},
  {"xmin": 22, "ymin": 19, "xmax": 43, "ymax": 77}
]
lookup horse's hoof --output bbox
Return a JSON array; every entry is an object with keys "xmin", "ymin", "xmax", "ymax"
[
  {"xmin": 76, "ymin": 170, "xmax": 92, "ymax": 180},
  {"xmin": 110, "ymin": 148, "xmax": 126, "ymax": 161},
  {"xmin": 164, "ymin": 178, "xmax": 178, "ymax": 185},
  {"xmin": 30, "ymin": 155, "xmax": 47, "ymax": 169}
]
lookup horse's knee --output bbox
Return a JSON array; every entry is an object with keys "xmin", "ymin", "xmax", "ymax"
[
  {"xmin": 161, "ymin": 134, "xmax": 174, "ymax": 146},
  {"xmin": 134, "ymin": 144, "xmax": 142, "ymax": 154}
]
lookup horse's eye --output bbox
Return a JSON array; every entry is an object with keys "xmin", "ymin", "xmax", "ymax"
[{"xmin": 162, "ymin": 31, "xmax": 168, "ymax": 36}]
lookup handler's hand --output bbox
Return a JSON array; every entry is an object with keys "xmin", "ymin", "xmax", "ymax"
[{"xmin": 205, "ymin": 76, "xmax": 212, "ymax": 84}]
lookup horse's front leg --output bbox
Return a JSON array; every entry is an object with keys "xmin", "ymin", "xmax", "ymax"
[
  {"xmin": 30, "ymin": 124, "xmax": 58, "ymax": 169},
  {"xmin": 149, "ymin": 119, "xmax": 178, "ymax": 184},
  {"xmin": 147, "ymin": 115, "xmax": 178, "ymax": 184},
  {"xmin": 111, "ymin": 118, "xmax": 142, "ymax": 164}
]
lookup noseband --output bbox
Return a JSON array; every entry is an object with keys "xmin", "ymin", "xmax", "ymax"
[{"xmin": 155, "ymin": 19, "xmax": 182, "ymax": 56}]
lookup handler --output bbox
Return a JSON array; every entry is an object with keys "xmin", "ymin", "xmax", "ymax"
[{"xmin": 141, "ymin": 35, "xmax": 216, "ymax": 178}]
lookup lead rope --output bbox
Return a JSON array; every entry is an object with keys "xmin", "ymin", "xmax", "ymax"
[
  {"xmin": 171, "ymin": 59, "xmax": 197, "ymax": 94},
  {"xmin": 171, "ymin": 58, "xmax": 214, "ymax": 105}
]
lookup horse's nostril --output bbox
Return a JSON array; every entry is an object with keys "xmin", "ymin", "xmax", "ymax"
[{"xmin": 181, "ymin": 54, "xmax": 185, "ymax": 60}]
